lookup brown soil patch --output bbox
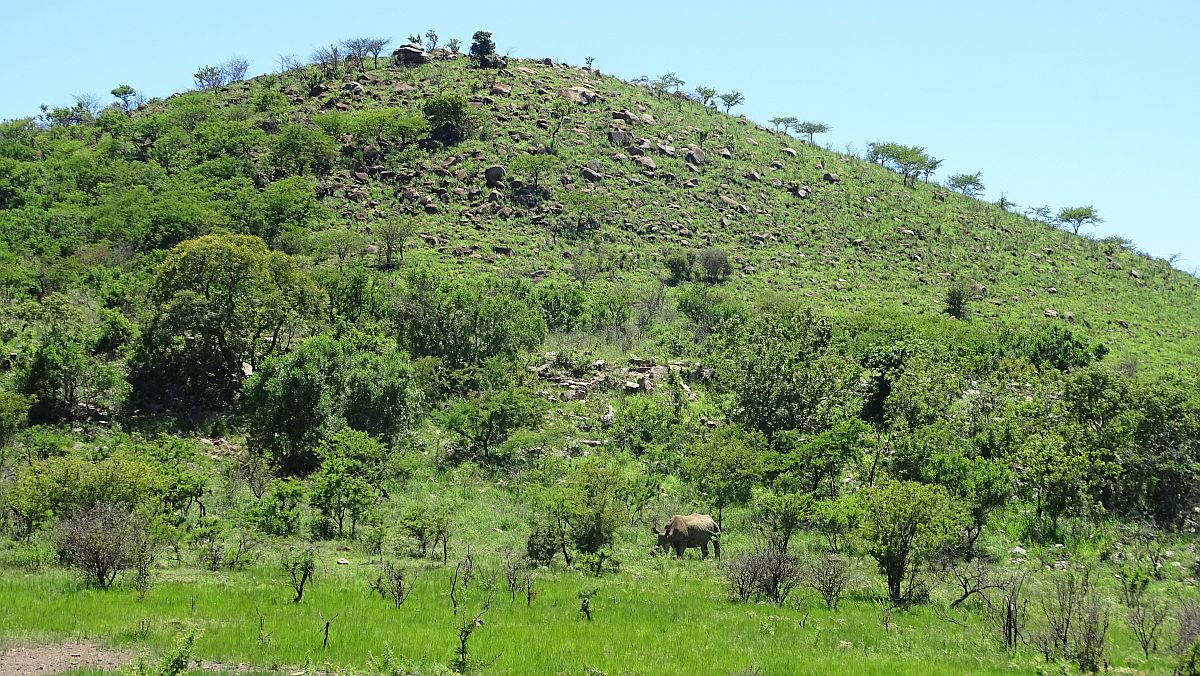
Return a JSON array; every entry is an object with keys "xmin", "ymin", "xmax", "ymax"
[{"xmin": 0, "ymin": 640, "xmax": 129, "ymax": 674}]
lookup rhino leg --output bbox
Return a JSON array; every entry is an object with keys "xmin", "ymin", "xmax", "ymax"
[
  {"xmin": 713, "ymin": 538, "xmax": 721, "ymax": 562},
  {"xmin": 700, "ymin": 543, "xmax": 709, "ymax": 559},
  {"xmin": 674, "ymin": 543, "xmax": 685, "ymax": 559}
]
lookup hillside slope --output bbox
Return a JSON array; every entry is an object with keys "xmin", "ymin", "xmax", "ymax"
[{"xmin": 229, "ymin": 53, "xmax": 1197, "ymax": 369}]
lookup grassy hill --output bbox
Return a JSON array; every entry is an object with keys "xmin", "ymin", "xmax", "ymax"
[{"xmin": 196, "ymin": 52, "xmax": 1196, "ymax": 370}]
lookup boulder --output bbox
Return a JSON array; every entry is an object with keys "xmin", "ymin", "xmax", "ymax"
[
  {"xmin": 782, "ymin": 147, "xmax": 797, "ymax": 157},
  {"xmin": 490, "ymin": 83, "xmax": 512, "ymax": 96},
  {"xmin": 560, "ymin": 87, "xmax": 599, "ymax": 104},
  {"xmin": 822, "ymin": 172, "xmax": 840, "ymax": 184},
  {"xmin": 607, "ymin": 129, "xmax": 632, "ymax": 146},
  {"xmin": 581, "ymin": 166, "xmax": 602, "ymax": 182},
  {"xmin": 634, "ymin": 156, "xmax": 657, "ymax": 171},
  {"xmin": 684, "ymin": 147, "xmax": 706, "ymax": 165},
  {"xmin": 392, "ymin": 44, "xmax": 429, "ymax": 66},
  {"xmin": 484, "ymin": 165, "xmax": 507, "ymax": 187}
]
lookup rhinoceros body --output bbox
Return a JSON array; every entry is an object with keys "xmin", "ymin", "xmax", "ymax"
[{"xmin": 653, "ymin": 513, "xmax": 721, "ymax": 560}]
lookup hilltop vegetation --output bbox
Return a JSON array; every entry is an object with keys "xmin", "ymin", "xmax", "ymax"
[{"xmin": 1, "ymin": 32, "xmax": 1200, "ymax": 674}]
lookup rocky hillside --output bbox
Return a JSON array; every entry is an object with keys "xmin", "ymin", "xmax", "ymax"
[{"xmin": 4, "ymin": 44, "xmax": 1198, "ymax": 373}]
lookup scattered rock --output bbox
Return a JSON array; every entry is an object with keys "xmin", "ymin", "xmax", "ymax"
[
  {"xmin": 337, "ymin": 558, "xmax": 350, "ymax": 565},
  {"xmin": 484, "ymin": 165, "xmax": 507, "ymax": 187},
  {"xmin": 607, "ymin": 129, "xmax": 632, "ymax": 146},
  {"xmin": 581, "ymin": 166, "xmax": 602, "ymax": 182},
  {"xmin": 1044, "ymin": 309, "xmax": 1059, "ymax": 318},
  {"xmin": 684, "ymin": 147, "xmax": 706, "ymax": 165},
  {"xmin": 634, "ymin": 156, "xmax": 657, "ymax": 171},
  {"xmin": 822, "ymin": 172, "xmax": 840, "ymax": 184},
  {"xmin": 1130, "ymin": 269, "xmax": 1141, "ymax": 279},
  {"xmin": 560, "ymin": 86, "xmax": 599, "ymax": 104},
  {"xmin": 490, "ymin": 83, "xmax": 512, "ymax": 96},
  {"xmin": 782, "ymin": 147, "xmax": 797, "ymax": 157}
]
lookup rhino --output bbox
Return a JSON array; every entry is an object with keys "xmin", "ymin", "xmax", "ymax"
[{"xmin": 651, "ymin": 514, "xmax": 721, "ymax": 560}]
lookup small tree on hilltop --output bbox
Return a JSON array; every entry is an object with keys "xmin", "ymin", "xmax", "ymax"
[
  {"xmin": 948, "ymin": 172, "xmax": 985, "ymax": 197},
  {"xmin": 695, "ymin": 86, "xmax": 717, "ymax": 113},
  {"xmin": 1056, "ymin": 206, "xmax": 1102, "ymax": 236},
  {"xmin": 796, "ymin": 121, "xmax": 829, "ymax": 143},
  {"xmin": 111, "ymin": 85, "xmax": 138, "ymax": 112},
  {"xmin": 469, "ymin": 31, "xmax": 496, "ymax": 67},
  {"xmin": 719, "ymin": 91, "xmax": 745, "ymax": 113}
]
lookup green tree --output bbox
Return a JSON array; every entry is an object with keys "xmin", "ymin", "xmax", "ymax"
[
  {"xmin": 751, "ymin": 487, "xmax": 811, "ymax": 554},
  {"xmin": 869, "ymin": 142, "xmax": 937, "ymax": 187},
  {"xmin": 795, "ymin": 121, "xmax": 829, "ymax": 143},
  {"xmin": 469, "ymin": 31, "xmax": 496, "ymax": 66},
  {"xmin": 719, "ymin": 308, "xmax": 862, "ymax": 442},
  {"xmin": 862, "ymin": 481, "xmax": 955, "ymax": 603},
  {"xmin": 133, "ymin": 234, "xmax": 322, "ymax": 410},
  {"xmin": 422, "ymin": 95, "xmax": 474, "ymax": 146},
  {"xmin": 694, "ymin": 86, "xmax": 717, "ymax": 113},
  {"xmin": 944, "ymin": 282, "xmax": 970, "ymax": 319},
  {"xmin": 110, "ymin": 85, "xmax": 138, "ymax": 112},
  {"xmin": 310, "ymin": 428, "xmax": 386, "ymax": 536},
  {"xmin": 947, "ymin": 172, "xmax": 985, "ymax": 196},
  {"xmin": 242, "ymin": 335, "xmax": 421, "ymax": 473},
  {"xmin": 1056, "ymin": 206, "xmax": 1102, "ymax": 235},
  {"xmin": 375, "ymin": 220, "xmax": 412, "ymax": 268},
  {"xmin": 270, "ymin": 124, "xmax": 337, "ymax": 176},
  {"xmin": 682, "ymin": 425, "xmax": 768, "ymax": 528},
  {"xmin": 509, "ymin": 153, "xmax": 562, "ymax": 194},
  {"xmin": 719, "ymin": 91, "xmax": 745, "ymax": 113},
  {"xmin": 442, "ymin": 386, "xmax": 543, "ymax": 462}
]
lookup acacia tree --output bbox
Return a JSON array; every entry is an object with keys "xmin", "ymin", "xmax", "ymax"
[
  {"xmin": 375, "ymin": 220, "xmax": 412, "ymax": 268},
  {"xmin": 719, "ymin": 91, "xmax": 745, "ymax": 113},
  {"xmin": 869, "ymin": 142, "xmax": 937, "ymax": 187},
  {"xmin": 1056, "ymin": 206, "xmax": 1102, "ymax": 235},
  {"xmin": 342, "ymin": 37, "xmax": 373, "ymax": 72},
  {"xmin": 694, "ymin": 86, "xmax": 717, "ymax": 113},
  {"xmin": 796, "ymin": 121, "xmax": 829, "ymax": 143},
  {"xmin": 111, "ymin": 85, "xmax": 138, "ymax": 112},
  {"xmin": 365, "ymin": 37, "xmax": 391, "ymax": 68},
  {"xmin": 948, "ymin": 172, "xmax": 985, "ymax": 196}
]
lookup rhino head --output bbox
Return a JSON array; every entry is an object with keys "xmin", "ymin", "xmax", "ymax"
[{"xmin": 651, "ymin": 524, "xmax": 670, "ymax": 554}]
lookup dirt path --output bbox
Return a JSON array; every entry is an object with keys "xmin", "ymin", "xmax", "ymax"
[{"xmin": 0, "ymin": 640, "xmax": 129, "ymax": 674}]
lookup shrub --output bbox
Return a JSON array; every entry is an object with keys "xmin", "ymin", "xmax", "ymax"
[
  {"xmin": 664, "ymin": 250, "xmax": 695, "ymax": 285},
  {"xmin": 423, "ymin": 95, "xmax": 474, "ymax": 146},
  {"xmin": 54, "ymin": 503, "xmax": 152, "ymax": 589},
  {"xmin": 722, "ymin": 549, "xmax": 803, "ymax": 606},
  {"xmin": 805, "ymin": 554, "xmax": 850, "ymax": 610},
  {"xmin": 944, "ymin": 283, "xmax": 969, "ymax": 319},
  {"xmin": 696, "ymin": 247, "xmax": 732, "ymax": 283}
]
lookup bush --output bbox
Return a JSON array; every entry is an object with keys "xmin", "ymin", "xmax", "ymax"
[
  {"xmin": 664, "ymin": 250, "xmax": 695, "ymax": 285},
  {"xmin": 54, "ymin": 503, "xmax": 152, "ymax": 589},
  {"xmin": 696, "ymin": 247, "xmax": 732, "ymax": 283},
  {"xmin": 722, "ymin": 549, "xmax": 803, "ymax": 606},
  {"xmin": 804, "ymin": 554, "xmax": 850, "ymax": 610},
  {"xmin": 423, "ymin": 95, "xmax": 474, "ymax": 146},
  {"xmin": 944, "ymin": 283, "xmax": 969, "ymax": 319}
]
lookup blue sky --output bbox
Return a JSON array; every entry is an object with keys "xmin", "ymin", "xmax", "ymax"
[{"xmin": 3, "ymin": 1, "xmax": 1197, "ymax": 271}]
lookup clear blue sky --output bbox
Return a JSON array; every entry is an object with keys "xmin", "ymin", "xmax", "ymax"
[{"xmin": 3, "ymin": 1, "xmax": 1197, "ymax": 271}]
